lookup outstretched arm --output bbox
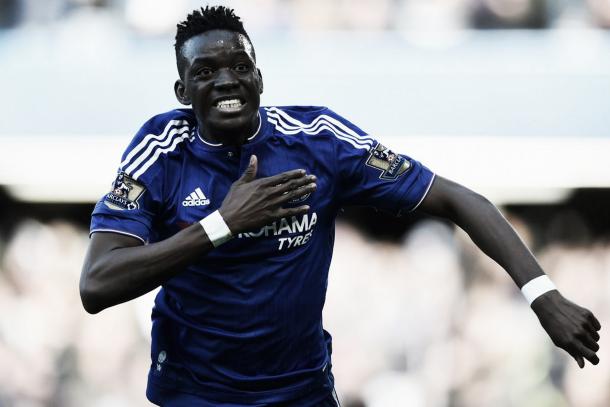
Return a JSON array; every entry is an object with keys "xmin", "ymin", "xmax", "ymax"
[
  {"xmin": 417, "ymin": 175, "xmax": 601, "ymax": 368},
  {"xmin": 80, "ymin": 155, "xmax": 317, "ymax": 314}
]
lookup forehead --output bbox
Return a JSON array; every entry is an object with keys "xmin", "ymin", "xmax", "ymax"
[{"xmin": 181, "ymin": 30, "xmax": 255, "ymax": 63}]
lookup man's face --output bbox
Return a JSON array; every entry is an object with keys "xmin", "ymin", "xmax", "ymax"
[{"xmin": 175, "ymin": 30, "xmax": 263, "ymax": 140}]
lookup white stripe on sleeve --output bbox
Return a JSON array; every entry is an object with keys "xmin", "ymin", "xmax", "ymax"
[
  {"xmin": 124, "ymin": 126, "xmax": 190, "ymax": 175},
  {"xmin": 120, "ymin": 120, "xmax": 189, "ymax": 170},
  {"xmin": 268, "ymin": 117, "xmax": 371, "ymax": 151},
  {"xmin": 132, "ymin": 133, "xmax": 192, "ymax": 179},
  {"xmin": 266, "ymin": 108, "xmax": 374, "ymax": 151},
  {"xmin": 267, "ymin": 107, "xmax": 375, "ymax": 144}
]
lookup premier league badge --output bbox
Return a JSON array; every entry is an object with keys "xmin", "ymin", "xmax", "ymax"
[
  {"xmin": 366, "ymin": 143, "xmax": 411, "ymax": 180},
  {"xmin": 104, "ymin": 172, "xmax": 146, "ymax": 210}
]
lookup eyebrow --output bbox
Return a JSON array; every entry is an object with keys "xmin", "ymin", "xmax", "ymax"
[
  {"xmin": 189, "ymin": 50, "xmax": 253, "ymax": 66},
  {"xmin": 189, "ymin": 56, "xmax": 215, "ymax": 67},
  {"xmin": 188, "ymin": 56, "xmax": 254, "ymax": 75}
]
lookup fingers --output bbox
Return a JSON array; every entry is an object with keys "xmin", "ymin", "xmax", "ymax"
[
  {"xmin": 591, "ymin": 329, "xmax": 601, "ymax": 342},
  {"xmin": 570, "ymin": 341, "xmax": 600, "ymax": 367},
  {"xmin": 580, "ymin": 333, "xmax": 600, "ymax": 353},
  {"xmin": 567, "ymin": 314, "xmax": 602, "ymax": 367},
  {"xmin": 239, "ymin": 155, "xmax": 258, "ymax": 183},
  {"xmin": 260, "ymin": 168, "xmax": 307, "ymax": 187},
  {"xmin": 272, "ymin": 175, "xmax": 317, "ymax": 195},
  {"xmin": 572, "ymin": 354, "xmax": 585, "ymax": 369},
  {"xmin": 584, "ymin": 320, "xmax": 601, "ymax": 341},
  {"xmin": 272, "ymin": 182, "xmax": 317, "ymax": 206},
  {"xmin": 276, "ymin": 205, "xmax": 311, "ymax": 218},
  {"xmin": 579, "ymin": 311, "xmax": 602, "ymax": 353},
  {"xmin": 588, "ymin": 312, "xmax": 602, "ymax": 331}
]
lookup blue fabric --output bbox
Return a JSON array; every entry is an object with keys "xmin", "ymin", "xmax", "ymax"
[
  {"xmin": 147, "ymin": 361, "xmax": 339, "ymax": 406},
  {"xmin": 90, "ymin": 106, "xmax": 434, "ymax": 405}
]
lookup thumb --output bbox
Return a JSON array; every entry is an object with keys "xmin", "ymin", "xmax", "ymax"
[
  {"xmin": 574, "ymin": 354, "xmax": 585, "ymax": 368},
  {"xmin": 239, "ymin": 155, "xmax": 258, "ymax": 183}
]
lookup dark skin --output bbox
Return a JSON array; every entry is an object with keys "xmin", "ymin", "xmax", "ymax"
[
  {"xmin": 80, "ymin": 29, "xmax": 601, "ymax": 370},
  {"xmin": 419, "ymin": 177, "xmax": 601, "ymax": 368},
  {"xmin": 81, "ymin": 157, "xmax": 316, "ymax": 313},
  {"xmin": 174, "ymin": 30, "xmax": 263, "ymax": 146}
]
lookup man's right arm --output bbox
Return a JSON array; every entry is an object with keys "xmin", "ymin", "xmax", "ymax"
[{"xmin": 80, "ymin": 155, "xmax": 317, "ymax": 314}]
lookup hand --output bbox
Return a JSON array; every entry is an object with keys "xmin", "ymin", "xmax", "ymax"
[
  {"xmin": 532, "ymin": 290, "xmax": 601, "ymax": 368},
  {"xmin": 219, "ymin": 155, "xmax": 317, "ymax": 234}
]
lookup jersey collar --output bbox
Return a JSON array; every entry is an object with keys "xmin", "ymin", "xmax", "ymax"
[{"xmin": 195, "ymin": 110, "xmax": 267, "ymax": 150}]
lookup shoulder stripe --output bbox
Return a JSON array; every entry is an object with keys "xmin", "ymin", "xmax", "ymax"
[
  {"xmin": 267, "ymin": 107, "xmax": 371, "ymax": 139},
  {"xmin": 267, "ymin": 112, "xmax": 372, "ymax": 151},
  {"xmin": 120, "ymin": 119, "xmax": 189, "ymax": 170},
  {"xmin": 123, "ymin": 125, "xmax": 190, "ymax": 175},
  {"xmin": 131, "ymin": 131, "xmax": 193, "ymax": 180},
  {"xmin": 268, "ymin": 115, "xmax": 370, "ymax": 151},
  {"xmin": 266, "ymin": 107, "xmax": 375, "ymax": 145}
]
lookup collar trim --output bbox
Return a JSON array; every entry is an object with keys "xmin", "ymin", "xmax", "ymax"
[{"xmin": 197, "ymin": 112, "xmax": 262, "ymax": 147}]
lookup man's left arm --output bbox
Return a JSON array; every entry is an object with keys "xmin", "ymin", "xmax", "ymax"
[{"xmin": 417, "ymin": 175, "xmax": 602, "ymax": 368}]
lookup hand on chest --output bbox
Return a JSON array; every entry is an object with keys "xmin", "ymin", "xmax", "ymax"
[{"xmin": 171, "ymin": 151, "xmax": 332, "ymax": 253}]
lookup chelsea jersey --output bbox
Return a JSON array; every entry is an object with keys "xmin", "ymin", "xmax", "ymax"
[{"xmin": 90, "ymin": 105, "xmax": 435, "ymax": 405}]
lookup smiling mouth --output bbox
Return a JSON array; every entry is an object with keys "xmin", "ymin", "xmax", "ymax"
[{"xmin": 215, "ymin": 98, "xmax": 245, "ymax": 112}]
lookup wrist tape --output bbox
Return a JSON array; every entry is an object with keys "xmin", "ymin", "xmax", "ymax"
[
  {"xmin": 199, "ymin": 210, "xmax": 233, "ymax": 247},
  {"xmin": 521, "ymin": 275, "xmax": 557, "ymax": 305}
]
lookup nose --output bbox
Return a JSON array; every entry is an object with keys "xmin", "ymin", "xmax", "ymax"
[{"xmin": 214, "ymin": 68, "xmax": 239, "ymax": 90}]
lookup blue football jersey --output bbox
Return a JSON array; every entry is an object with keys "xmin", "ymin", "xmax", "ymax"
[{"xmin": 90, "ymin": 106, "xmax": 435, "ymax": 405}]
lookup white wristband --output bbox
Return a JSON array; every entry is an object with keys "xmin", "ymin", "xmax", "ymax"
[
  {"xmin": 521, "ymin": 275, "xmax": 557, "ymax": 305},
  {"xmin": 199, "ymin": 210, "xmax": 233, "ymax": 247}
]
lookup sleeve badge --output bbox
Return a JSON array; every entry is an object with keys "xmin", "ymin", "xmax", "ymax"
[
  {"xmin": 104, "ymin": 172, "xmax": 146, "ymax": 210},
  {"xmin": 365, "ymin": 143, "xmax": 411, "ymax": 180}
]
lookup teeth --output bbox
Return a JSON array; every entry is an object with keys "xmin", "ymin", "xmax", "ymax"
[{"xmin": 216, "ymin": 99, "xmax": 242, "ymax": 109}]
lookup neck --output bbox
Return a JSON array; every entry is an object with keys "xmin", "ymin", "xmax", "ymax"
[{"xmin": 198, "ymin": 113, "xmax": 261, "ymax": 147}]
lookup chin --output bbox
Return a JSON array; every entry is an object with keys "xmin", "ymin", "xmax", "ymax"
[
  {"xmin": 209, "ymin": 115, "xmax": 249, "ymax": 130},
  {"xmin": 206, "ymin": 108, "xmax": 258, "ymax": 133}
]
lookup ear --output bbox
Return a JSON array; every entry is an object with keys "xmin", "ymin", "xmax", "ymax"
[
  {"xmin": 256, "ymin": 68, "xmax": 264, "ymax": 94},
  {"xmin": 174, "ymin": 79, "xmax": 191, "ymax": 105}
]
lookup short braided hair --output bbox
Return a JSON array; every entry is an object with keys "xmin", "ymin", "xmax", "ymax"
[{"xmin": 175, "ymin": 6, "xmax": 254, "ymax": 77}]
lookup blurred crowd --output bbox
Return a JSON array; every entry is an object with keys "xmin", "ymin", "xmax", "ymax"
[
  {"xmin": 1, "ymin": 0, "xmax": 610, "ymax": 32},
  {"xmin": 0, "ymin": 213, "xmax": 608, "ymax": 407},
  {"xmin": 326, "ymin": 218, "xmax": 610, "ymax": 407},
  {"xmin": 1, "ymin": 1, "xmax": 609, "ymax": 406}
]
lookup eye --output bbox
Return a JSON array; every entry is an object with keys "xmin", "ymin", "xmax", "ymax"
[
  {"xmin": 196, "ymin": 67, "xmax": 214, "ymax": 77},
  {"xmin": 234, "ymin": 63, "xmax": 250, "ymax": 73}
]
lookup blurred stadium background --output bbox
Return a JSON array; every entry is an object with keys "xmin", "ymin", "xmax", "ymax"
[{"xmin": 1, "ymin": 0, "xmax": 610, "ymax": 406}]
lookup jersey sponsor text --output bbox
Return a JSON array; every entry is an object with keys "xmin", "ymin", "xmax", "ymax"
[{"xmin": 238, "ymin": 212, "xmax": 317, "ymax": 250}]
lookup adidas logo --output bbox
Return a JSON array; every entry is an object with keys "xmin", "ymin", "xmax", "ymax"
[{"xmin": 182, "ymin": 187, "xmax": 210, "ymax": 207}]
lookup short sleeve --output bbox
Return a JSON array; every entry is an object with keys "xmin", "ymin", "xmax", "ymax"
[
  {"xmin": 90, "ymin": 170, "xmax": 161, "ymax": 243},
  {"xmin": 329, "ymin": 109, "xmax": 435, "ymax": 215},
  {"xmin": 88, "ymin": 112, "xmax": 188, "ymax": 243}
]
